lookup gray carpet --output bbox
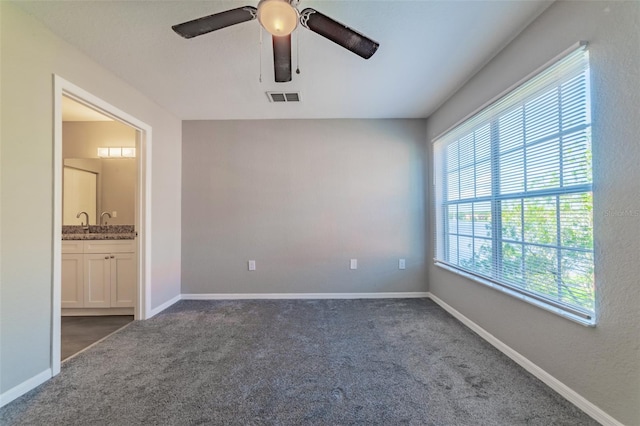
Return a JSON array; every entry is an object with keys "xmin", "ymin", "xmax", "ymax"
[
  {"xmin": 1, "ymin": 299, "xmax": 596, "ymax": 425},
  {"xmin": 62, "ymin": 315, "xmax": 134, "ymax": 360}
]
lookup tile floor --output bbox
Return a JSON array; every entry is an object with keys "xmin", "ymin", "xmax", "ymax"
[{"xmin": 61, "ymin": 315, "xmax": 134, "ymax": 360}]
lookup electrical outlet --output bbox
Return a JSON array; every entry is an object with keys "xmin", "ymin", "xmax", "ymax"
[
  {"xmin": 350, "ymin": 259, "xmax": 358, "ymax": 270},
  {"xmin": 399, "ymin": 259, "xmax": 406, "ymax": 270},
  {"xmin": 248, "ymin": 260, "xmax": 256, "ymax": 271},
  {"xmin": 112, "ymin": 211, "xmax": 118, "ymax": 218}
]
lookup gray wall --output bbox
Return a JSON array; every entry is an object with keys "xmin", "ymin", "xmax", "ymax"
[
  {"xmin": 64, "ymin": 121, "xmax": 136, "ymax": 225},
  {"xmin": 1, "ymin": 2, "xmax": 181, "ymax": 395},
  {"xmin": 425, "ymin": 1, "xmax": 640, "ymax": 424},
  {"xmin": 182, "ymin": 119, "xmax": 427, "ymax": 294}
]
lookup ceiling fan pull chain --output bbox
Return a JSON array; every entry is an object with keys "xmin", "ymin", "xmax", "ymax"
[
  {"xmin": 259, "ymin": 26, "xmax": 263, "ymax": 83},
  {"xmin": 296, "ymin": 28, "xmax": 300, "ymax": 75}
]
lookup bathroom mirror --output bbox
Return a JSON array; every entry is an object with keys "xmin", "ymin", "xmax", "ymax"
[
  {"xmin": 63, "ymin": 160, "xmax": 100, "ymax": 225},
  {"xmin": 62, "ymin": 157, "xmax": 135, "ymax": 226},
  {"xmin": 62, "ymin": 110, "xmax": 137, "ymax": 227}
]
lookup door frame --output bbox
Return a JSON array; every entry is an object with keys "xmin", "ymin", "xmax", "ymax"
[{"xmin": 52, "ymin": 75, "xmax": 152, "ymax": 375}]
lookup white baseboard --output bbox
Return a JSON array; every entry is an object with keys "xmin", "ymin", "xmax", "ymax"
[
  {"xmin": 147, "ymin": 294, "xmax": 182, "ymax": 318},
  {"xmin": 426, "ymin": 292, "xmax": 622, "ymax": 426},
  {"xmin": 181, "ymin": 292, "xmax": 429, "ymax": 300},
  {"xmin": 0, "ymin": 369, "xmax": 51, "ymax": 408}
]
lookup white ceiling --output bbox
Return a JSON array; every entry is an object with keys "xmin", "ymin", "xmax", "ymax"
[{"xmin": 16, "ymin": 1, "xmax": 551, "ymax": 120}]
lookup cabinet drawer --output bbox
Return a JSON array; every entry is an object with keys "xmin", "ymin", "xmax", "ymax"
[
  {"xmin": 62, "ymin": 241, "xmax": 84, "ymax": 254},
  {"xmin": 84, "ymin": 240, "xmax": 135, "ymax": 253}
]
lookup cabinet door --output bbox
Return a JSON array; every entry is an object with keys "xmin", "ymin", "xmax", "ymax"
[
  {"xmin": 84, "ymin": 254, "xmax": 111, "ymax": 308},
  {"xmin": 110, "ymin": 252, "xmax": 136, "ymax": 308},
  {"xmin": 61, "ymin": 253, "xmax": 84, "ymax": 308}
]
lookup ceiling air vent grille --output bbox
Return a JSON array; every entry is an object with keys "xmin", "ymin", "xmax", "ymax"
[{"xmin": 266, "ymin": 92, "xmax": 301, "ymax": 103}]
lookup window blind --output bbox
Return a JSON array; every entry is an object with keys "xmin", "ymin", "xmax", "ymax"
[{"xmin": 433, "ymin": 43, "xmax": 594, "ymax": 323}]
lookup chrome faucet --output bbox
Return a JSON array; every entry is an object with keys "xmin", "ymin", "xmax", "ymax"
[
  {"xmin": 76, "ymin": 211, "xmax": 90, "ymax": 230},
  {"xmin": 100, "ymin": 211, "xmax": 112, "ymax": 225}
]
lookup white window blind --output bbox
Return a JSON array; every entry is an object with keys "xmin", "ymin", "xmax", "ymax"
[{"xmin": 433, "ymin": 44, "xmax": 594, "ymax": 323}]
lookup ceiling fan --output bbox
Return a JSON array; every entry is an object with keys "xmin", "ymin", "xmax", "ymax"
[{"xmin": 172, "ymin": 0, "xmax": 380, "ymax": 83}]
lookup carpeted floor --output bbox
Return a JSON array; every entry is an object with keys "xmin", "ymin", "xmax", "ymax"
[{"xmin": 1, "ymin": 299, "xmax": 596, "ymax": 425}]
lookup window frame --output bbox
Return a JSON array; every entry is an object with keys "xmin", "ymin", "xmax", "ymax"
[{"xmin": 432, "ymin": 42, "xmax": 595, "ymax": 326}]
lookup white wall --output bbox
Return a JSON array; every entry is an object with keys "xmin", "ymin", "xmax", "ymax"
[
  {"xmin": 63, "ymin": 121, "xmax": 136, "ymax": 158},
  {"xmin": 182, "ymin": 119, "xmax": 427, "ymax": 295},
  {"xmin": 0, "ymin": 2, "xmax": 181, "ymax": 396},
  {"xmin": 426, "ymin": 1, "xmax": 640, "ymax": 424}
]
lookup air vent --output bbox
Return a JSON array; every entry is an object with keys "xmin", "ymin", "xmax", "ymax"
[{"xmin": 266, "ymin": 92, "xmax": 301, "ymax": 103}]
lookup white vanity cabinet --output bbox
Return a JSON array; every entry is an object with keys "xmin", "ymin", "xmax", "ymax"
[
  {"xmin": 61, "ymin": 241, "xmax": 84, "ymax": 308},
  {"xmin": 110, "ymin": 252, "xmax": 136, "ymax": 307},
  {"xmin": 62, "ymin": 240, "xmax": 136, "ymax": 310},
  {"xmin": 83, "ymin": 253, "xmax": 110, "ymax": 307}
]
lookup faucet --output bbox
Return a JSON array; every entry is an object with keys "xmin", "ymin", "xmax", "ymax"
[
  {"xmin": 76, "ymin": 211, "xmax": 90, "ymax": 230},
  {"xmin": 100, "ymin": 211, "xmax": 112, "ymax": 225}
]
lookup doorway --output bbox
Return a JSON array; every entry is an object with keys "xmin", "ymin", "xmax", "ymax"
[{"xmin": 52, "ymin": 76, "xmax": 152, "ymax": 375}]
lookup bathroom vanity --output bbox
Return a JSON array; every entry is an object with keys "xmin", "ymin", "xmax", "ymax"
[{"xmin": 61, "ymin": 225, "xmax": 136, "ymax": 316}]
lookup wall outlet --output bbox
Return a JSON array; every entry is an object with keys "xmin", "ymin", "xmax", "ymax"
[
  {"xmin": 350, "ymin": 259, "xmax": 358, "ymax": 270},
  {"xmin": 399, "ymin": 258, "xmax": 406, "ymax": 270},
  {"xmin": 248, "ymin": 260, "xmax": 256, "ymax": 271},
  {"xmin": 112, "ymin": 211, "xmax": 117, "ymax": 218}
]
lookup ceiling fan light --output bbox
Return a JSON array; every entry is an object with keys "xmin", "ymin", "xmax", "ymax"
[{"xmin": 257, "ymin": 0, "xmax": 298, "ymax": 36}]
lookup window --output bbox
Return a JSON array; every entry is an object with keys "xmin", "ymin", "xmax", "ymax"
[{"xmin": 433, "ymin": 44, "xmax": 594, "ymax": 324}]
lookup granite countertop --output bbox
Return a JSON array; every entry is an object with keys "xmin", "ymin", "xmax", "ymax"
[{"xmin": 62, "ymin": 225, "xmax": 136, "ymax": 240}]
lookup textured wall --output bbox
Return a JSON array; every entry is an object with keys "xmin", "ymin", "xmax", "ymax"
[
  {"xmin": 425, "ymin": 1, "xmax": 640, "ymax": 424},
  {"xmin": 0, "ymin": 2, "xmax": 181, "ymax": 395},
  {"xmin": 63, "ymin": 121, "xmax": 136, "ymax": 225},
  {"xmin": 182, "ymin": 119, "xmax": 427, "ymax": 295}
]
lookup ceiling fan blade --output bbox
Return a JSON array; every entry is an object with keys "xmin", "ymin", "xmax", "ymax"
[
  {"xmin": 273, "ymin": 35, "xmax": 292, "ymax": 83},
  {"xmin": 172, "ymin": 6, "xmax": 257, "ymax": 39},
  {"xmin": 300, "ymin": 8, "xmax": 379, "ymax": 59}
]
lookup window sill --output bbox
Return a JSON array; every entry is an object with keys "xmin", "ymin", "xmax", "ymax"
[{"xmin": 434, "ymin": 261, "xmax": 596, "ymax": 327}]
